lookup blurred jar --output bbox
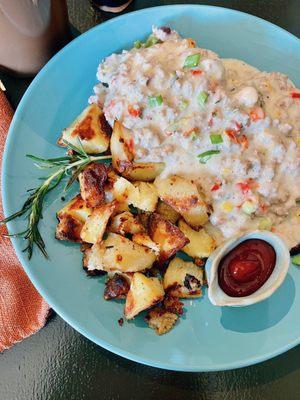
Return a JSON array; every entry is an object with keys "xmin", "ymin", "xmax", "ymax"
[
  {"xmin": 90, "ymin": 0, "xmax": 133, "ymax": 13},
  {"xmin": 0, "ymin": 0, "xmax": 71, "ymax": 77}
]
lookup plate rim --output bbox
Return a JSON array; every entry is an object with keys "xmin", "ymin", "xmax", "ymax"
[{"xmin": 2, "ymin": 4, "xmax": 300, "ymax": 372}]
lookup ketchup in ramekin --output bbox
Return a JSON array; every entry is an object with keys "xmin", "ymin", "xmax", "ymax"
[{"xmin": 218, "ymin": 239, "xmax": 276, "ymax": 297}]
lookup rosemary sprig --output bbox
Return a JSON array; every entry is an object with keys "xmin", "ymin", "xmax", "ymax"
[{"xmin": 1, "ymin": 141, "xmax": 112, "ymax": 259}]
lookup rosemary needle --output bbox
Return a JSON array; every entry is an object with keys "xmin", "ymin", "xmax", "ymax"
[{"xmin": 1, "ymin": 141, "xmax": 112, "ymax": 259}]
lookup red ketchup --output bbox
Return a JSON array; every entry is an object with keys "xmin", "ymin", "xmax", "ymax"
[{"xmin": 218, "ymin": 239, "xmax": 276, "ymax": 297}]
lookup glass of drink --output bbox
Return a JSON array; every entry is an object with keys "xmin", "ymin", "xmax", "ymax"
[{"xmin": 0, "ymin": 0, "xmax": 71, "ymax": 77}]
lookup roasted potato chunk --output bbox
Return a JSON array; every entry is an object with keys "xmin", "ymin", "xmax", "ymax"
[
  {"xmin": 111, "ymin": 120, "xmax": 134, "ymax": 173},
  {"xmin": 112, "ymin": 175, "xmax": 158, "ymax": 212},
  {"xmin": 156, "ymin": 200, "xmax": 180, "ymax": 224},
  {"xmin": 56, "ymin": 195, "xmax": 92, "ymax": 242},
  {"xmin": 80, "ymin": 202, "xmax": 117, "ymax": 244},
  {"xmin": 124, "ymin": 273, "xmax": 164, "ymax": 319},
  {"xmin": 83, "ymin": 243, "xmax": 105, "ymax": 272},
  {"xmin": 104, "ymin": 170, "xmax": 129, "ymax": 212},
  {"xmin": 58, "ymin": 104, "xmax": 111, "ymax": 154},
  {"xmin": 163, "ymin": 257, "xmax": 204, "ymax": 298},
  {"xmin": 133, "ymin": 182, "xmax": 158, "ymax": 212},
  {"xmin": 111, "ymin": 121, "xmax": 165, "ymax": 179},
  {"xmin": 79, "ymin": 162, "xmax": 108, "ymax": 208},
  {"xmin": 57, "ymin": 195, "xmax": 92, "ymax": 222},
  {"xmin": 104, "ymin": 273, "xmax": 130, "ymax": 300},
  {"xmin": 145, "ymin": 307, "xmax": 178, "ymax": 335},
  {"xmin": 148, "ymin": 213, "xmax": 189, "ymax": 263},
  {"xmin": 154, "ymin": 175, "xmax": 200, "ymax": 212},
  {"xmin": 132, "ymin": 233, "xmax": 160, "ymax": 253},
  {"xmin": 109, "ymin": 211, "xmax": 145, "ymax": 235},
  {"xmin": 56, "ymin": 215, "xmax": 84, "ymax": 242},
  {"xmin": 178, "ymin": 219, "xmax": 216, "ymax": 258},
  {"xmin": 154, "ymin": 175, "xmax": 208, "ymax": 228},
  {"xmin": 122, "ymin": 162, "xmax": 165, "ymax": 182},
  {"xmin": 163, "ymin": 294, "xmax": 184, "ymax": 315},
  {"xmin": 112, "ymin": 175, "xmax": 139, "ymax": 206},
  {"xmin": 83, "ymin": 233, "xmax": 156, "ymax": 273}
]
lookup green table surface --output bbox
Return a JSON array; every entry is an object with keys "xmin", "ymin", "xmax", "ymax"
[{"xmin": 1, "ymin": 1, "xmax": 300, "ymax": 399}]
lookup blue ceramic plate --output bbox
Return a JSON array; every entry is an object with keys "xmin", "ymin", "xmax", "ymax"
[{"xmin": 2, "ymin": 5, "xmax": 300, "ymax": 371}]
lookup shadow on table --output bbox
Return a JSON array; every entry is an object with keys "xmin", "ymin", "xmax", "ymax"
[{"xmin": 97, "ymin": 339, "xmax": 300, "ymax": 399}]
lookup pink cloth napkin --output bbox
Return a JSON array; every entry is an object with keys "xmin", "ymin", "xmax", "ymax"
[{"xmin": 0, "ymin": 88, "xmax": 50, "ymax": 352}]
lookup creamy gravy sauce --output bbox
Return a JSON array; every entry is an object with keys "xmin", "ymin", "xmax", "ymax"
[{"xmin": 90, "ymin": 27, "xmax": 300, "ymax": 249}]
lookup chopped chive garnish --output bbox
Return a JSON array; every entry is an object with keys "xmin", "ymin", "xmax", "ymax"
[
  {"xmin": 148, "ymin": 95, "xmax": 163, "ymax": 107},
  {"xmin": 184, "ymin": 53, "xmax": 201, "ymax": 68},
  {"xmin": 197, "ymin": 150, "xmax": 220, "ymax": 164},
  {"xmin": 210, "ymin": 134, "xmax": 223, "ymax": 144},
  {"xmin": 134, "ymin": 40, "xmax": 143, "ymax": 49},
  {"xmin": 144, "ymin": 36, "xmax": 159, "ymax": 48},
  {"xmin": 191, "ymin": 132, "xmax": 197, "ymax": 141},
  {"xmin": 291, "ymin": 255, "xmax": 300, "ymax": 266},
  {"xmin": 198, "ymin": 91, "xmax": 209, "ymax": 106}
]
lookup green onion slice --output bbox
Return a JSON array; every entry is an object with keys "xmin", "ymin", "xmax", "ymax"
[
  {"xmin": 148, "ymin": 95, "xmax": 163, "ymax": 107},
  {"xmin": 197, "ymin": 150, "xmax": 221, "ymax": 164},
  {"xmin": 198, "ymin": 91, "xmax": 209, "ymax": 106},
  {"xmin": 291, "ymin": 255, "xmax": 300, "ymax": 266},
  {"xmin": 210, "ymin": 134, "xmax": 223, "ymax": 144},
  {"xmin": 144, "ymin": 36, "xmax": 159, "ymax": 48},
  {"xmin": 184, "ymin": 53, "xmax": 201, "ymax": 68},
  {"xmin": 134, "ymin": 40, "xmax": 143, "ymax": 49}
]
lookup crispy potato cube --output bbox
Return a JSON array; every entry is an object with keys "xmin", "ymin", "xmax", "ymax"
[
  {"xmin": 145, "ymin": 307, "xmax": 178, "ymax": 335},
  {"xmin": 56, "ymin": 195, "xmax": 92, "ymax": 242},
  {"xmin": 154, "ymin": 175, "xmax": 208, "ymax": 228},
  {"xmin": 83, "ymin": 242, "xmax": 105, "ymax": 272},
  {"xmin": 132, "ymin": 233, "xmax": 160, "ymax": 253},
  {"xmin": 104, "ymin": 170, "xmax": 129, "ymax": 212},
  {"xmin": 122, "ymin": 162, "xmax": 165, "ymax": 182},
  {"xmin": 57, "ymin": 195, "xmax": 92, "ymax": 222},
  {"xmin": 109, "ymin": 211, "xmax": 145, "ymax": 235},
  {"xmin": 163, "ymin": 294, "xmax": 184, "ymax": 315},
  {"xmin": 112, "ymin": 175, "xmax": 139, "ymax": 206},
  {"xmin": 124, "ymin": 273, "xmax": 164, "ymax": 319},
  {"xmin": 56, "ymin": 215, "xmax": 84, "ymax": 242},
  {"xmin": 154, "ymin": 175, "xmax": 199, "ymax": 213},
  {"xmin": 148, "ymin": 213, "xmax": 189, "ymax": 263},
  {"xmin": 79, "ymin": 163, "xmax": 108, "ymax": 208},
  {"xmin": 156, "ymin": 200, "xmax": 180, "ymax": 224},
  {"xmin": 181, "ymin": 206, "xmax": 209, "ymax": 229},
  {"xmin": 104, "ymin": 273, "xmax": 130, "ymax": 300},
  {"xmin": 102, "ymin": 233, "xmax": 156, "ymax": 272},
  {"xmin": 178, "ymin": 219, "xmax": 216, "ymax": 258},
  {"xmin": 112, "ymin": 176, "xmax": 158, "ymax": 212},
  {"xmin": 163, "ymin": 257, "xmax": 204, "ymax": 298},
  {"xmin": 80, "ymin": 202, "xmax": 117, "ymax": 244},
  {"xmin": 111, "ymin": 120, "xmax": 134, "ymax": 173},
  {"xmin": 83, "ymin": 233, "xmax": 156, "ymax": 273},
  {"xmin": 57, "ymin": 104, "xmax": 111, "ymax": 154},
  {"xmin": 111, "ymin": 122, "xmax": 165, "ymax": 179},
  {"xmin": 133, "ymin": 182, "xmax": 158, "ymax": 212}
]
